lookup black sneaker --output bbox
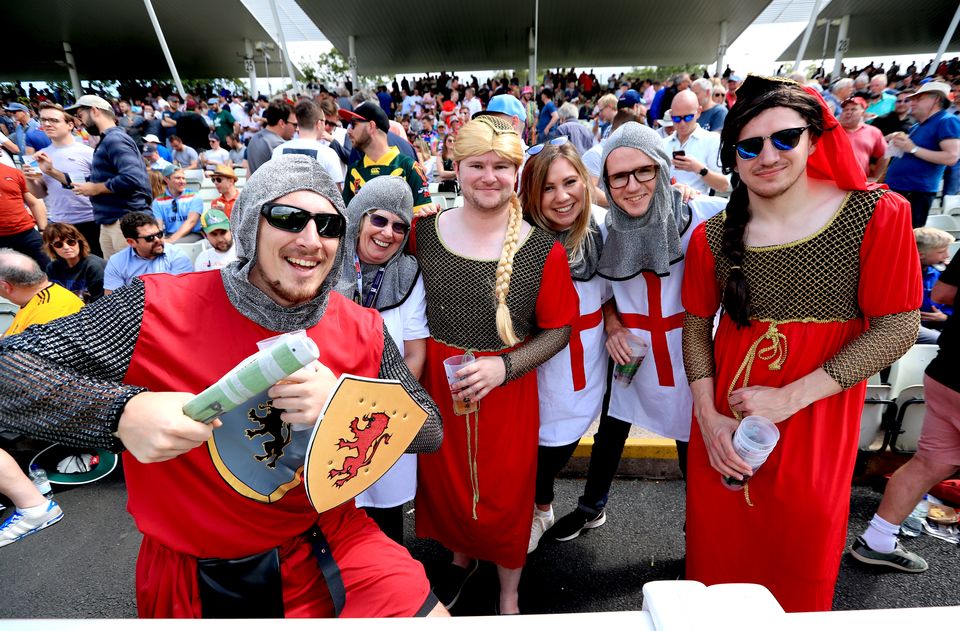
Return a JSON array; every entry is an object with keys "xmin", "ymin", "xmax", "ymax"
[
  {"xmin": 849, "ymin": 536, "xmax": 929, "ymax": 573},
  {"xmin": 548, "ymin": 508, "xmax": 606, "ymax": 542},
  {"xmin": 432, "ymin": 559, "xmax": 479, "ymax": 610}
]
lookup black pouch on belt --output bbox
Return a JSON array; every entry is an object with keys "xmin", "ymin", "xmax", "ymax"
[{"xmin": 196, "ymin": 547, "xmax": 284, "ymax": 618}]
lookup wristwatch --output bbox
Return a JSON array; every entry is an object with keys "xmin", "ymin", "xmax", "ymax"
[
  {"xmin": 699, "ymin": 167, "xmax": 709, "ymax": 176},
  {"xmin": 909, "ymin": 146, "xmax": 919, "ymax": 155}
]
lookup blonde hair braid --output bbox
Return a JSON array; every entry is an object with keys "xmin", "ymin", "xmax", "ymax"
[{"xmin": 494, "ymin": 193, "xmax": 523, "ymax": 346}]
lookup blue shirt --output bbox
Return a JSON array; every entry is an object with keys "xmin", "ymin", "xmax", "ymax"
[
  {"xmin": 151, "ymin": 189, "xmax": 203, "ymax": 236},
  {"xmin": 25, "ymin": 128, "xmax": 51, "ymax": 151},
  {"xmin": 886, "ymin": 110, "xmax": 960, "ymax": 192},
  {"xmin": 89, "ymin": 127, "xmax": 152, "ymax": 224},
  {"xmin": 698, "ymin": 105, "xmax": 728, "ymax": 132},
  {"xmin": 537, "ymin": 100, "xmax": 557, "ymax": 137},
  {"xmin": 103, "ymin": 245, "xmax": 193, "ymax": 291},
  {"xmin": 922, "ymin": 264, "xmax": 954, "ymax": 317}
]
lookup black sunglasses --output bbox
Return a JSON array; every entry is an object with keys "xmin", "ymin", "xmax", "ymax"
[
  {"xmin": 367, "ymin": 212, "xmax": 409, "ymax": 236},
  {"xmin": 137, "ymin": 231, "xmax": 164, "ymax": 243},
  {"xmin": 52, "ymin": 238, "xmax": 78, "ymax": 249},
  {"xmin": 734, "ymin": 126, "xmax": 810, "ymax": 160},
  {"xmin": 261, "ymin": 203, "xmax": 346, "ymax": 237}
]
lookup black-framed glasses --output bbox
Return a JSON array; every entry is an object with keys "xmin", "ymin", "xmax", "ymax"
[
  {"xmin": 285, "ymin": 118, "xmax": 298, "ymax": 126},
  {"xmin": 733, "ymin": 125, "xmax": 810, "ymax": 160},
  {"xmin": 527, "ymin": 136, "xmax": 569, "ymax": 156},
  {"xmin": 366, "ymin": 212, "xmax": 409, "ymax": 236},
  {"xmin": 260, "ymin": 203, "xmax": 346, "ymax": 237},
  {"xmin": 671, "ymin": 113, "xmax": 696, "ymax": 123},
  {"xmin": 39, "ymin": 117, "xmax": 65, "ymax": 125},
  {"xmin": 137, "ymin": 231, "xmax": 164, "ymax": 243},
  {"xmin": 605, "ymin": 165, "xmax": 658, "ymax": 189},
  {"xmin": 52, "ymin": 238, "xmax": 78, "ymax": 249}
]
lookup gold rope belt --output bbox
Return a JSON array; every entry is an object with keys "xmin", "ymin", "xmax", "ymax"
[
  {"xmin": 465, "ymin": 410, "xmax": 480, "ymax": 520},
  {"xmin": 726, "ymin": 322, "xmax": 788, "ymax": 507}
]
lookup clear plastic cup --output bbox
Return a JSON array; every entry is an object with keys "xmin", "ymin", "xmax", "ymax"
[
  {"xmin": 443, "ymin": 354, "xmax": 479, "ymax": 416},
  {"xmin": 721, "ymin": 416, "xmax": 779, "ymax": 490},
  {"xmin": 613, "ymin": 335, "xmax": 648, "ymax": 387}
]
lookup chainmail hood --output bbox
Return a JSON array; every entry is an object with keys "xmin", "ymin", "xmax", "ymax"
[
  {"xmin": 220, "ymin": 154, "xmax": 347, "ymax": 331},
  {"xmin": 336, "ymin": 176, "xmax": 420, "ymax": 311},
  {"xmin": 597, "ymin": 122, "xmax": 688, "ymax": 279}
]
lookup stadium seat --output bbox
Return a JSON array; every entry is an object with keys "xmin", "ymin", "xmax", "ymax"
[
  {"xmin": 925, "ymin": 215, "xmax": 960, "ymax": 231},
  {"xmin": 182, "ymin": 169, "xmax": 205, "ymax": 184},
  {"xmin": 859, "ymin": 384, "xmax": 894, "ymax": 451},
  {"xmin": 0, "ymin": 297, "xmax": 18, "ymax": 334},
  {"xmin": 199, "ymin": 188, "xmax": 219, "ymax": 202},
  {"xmin": 943, "ymin": 194, "xmax": 960, "ymax": 216},
  {"xmin": 453, "ymin": 196, "xmax": 464, "ymax": 208},
  {"xmin": 233, "ymin": 168, "xmax": 246, "ymax": 178},
  {"xmin": 890, "ymin": 384, "xmax": 925, "ymax": 453},
  {"xmin": 949, "ymin": 241, "xmax": 959, "ymax": 259},
  {"xmin": 167, "ymin": 241, "xmax": 206, "ymax": 266},
  {"xmin": 428, "ymin": 182, "xmax": 440, "ymax": 194},
  {"xmin": 887, "ymin": 344, "xmax": 938, "ymax": 399}
]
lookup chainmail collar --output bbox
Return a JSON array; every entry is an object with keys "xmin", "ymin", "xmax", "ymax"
[
  {"xmin": 220, "ymin": 154, "xmax": 347, "ymax": 332},
  {"xmin": 597, "ymin": 122, "xmax": 687, "ymax": 280}
]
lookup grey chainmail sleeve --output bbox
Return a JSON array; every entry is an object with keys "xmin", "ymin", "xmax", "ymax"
[
  {"xmin": 0, "ymin": 280, "xmax": 149, "ymax": 451},
  {"xmin": 822, "ymin": 310, "xmax": 921, "ymax": 389},
  {"xmin": 377, "ymin": 322, "xmax": 442, "ymax": 453},
  {"xmin": 502, "ymin": 326, "xmax": 572, "ymax": 384},
  {"xmin": 682, "ymin": 313, "xmax": 716, "ymax": 383}
]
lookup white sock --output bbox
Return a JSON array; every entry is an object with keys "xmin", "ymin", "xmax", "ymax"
[
  {"xmin": 19, "ymin": 501, "xmax": 51, "ymax": 517},
  {"xmin": 535, "ymin": 506, "xmax": 553, "ymax": 520},
  {"xmin": 862, "ymin": 514, "xmax": 899, "ymax": 553}
]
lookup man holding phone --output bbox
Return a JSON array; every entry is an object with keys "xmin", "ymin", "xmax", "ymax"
[{"xmin": 662, "ymin": 91, "xmax": 729, "ymax": 194}]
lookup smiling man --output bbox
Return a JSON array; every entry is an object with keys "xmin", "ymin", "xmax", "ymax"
[{"xmin": 0, "ymin": 155, "xmax": 444, "ymax": 618}]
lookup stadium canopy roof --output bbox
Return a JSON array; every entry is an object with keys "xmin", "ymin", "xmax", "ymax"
[
  {"xmin": 296, "ymin": 0, "xmax": 771, "ymax": 75},
  {"xmin": 777, "ymin": 0, "xmax": 960, "ymax": 62},
  {"xmin": 3, "ymin": 0, "xmax": 287, "ymax": 82}
]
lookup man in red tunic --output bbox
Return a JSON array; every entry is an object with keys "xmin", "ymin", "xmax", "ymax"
[{"xmin": 0, "ymin": 154, "xmax": 446, "ymax": 618}]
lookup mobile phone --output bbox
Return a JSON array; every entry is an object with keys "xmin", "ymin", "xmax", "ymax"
[{"xmin": 673, "ymin": 150, "xmax": 685, "ymax": 158}]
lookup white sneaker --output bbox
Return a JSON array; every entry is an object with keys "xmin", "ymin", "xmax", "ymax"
[
  {"xmin": 527, "ymin": 507, "xmax": 555, "ymax": 553},
  {"xmin": 0, "ymin": 501, "xmax": 64, "ymax": 548}
]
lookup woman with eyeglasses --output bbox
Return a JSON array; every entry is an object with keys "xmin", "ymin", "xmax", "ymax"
[
  {"xmin": 518, "ymin": 140, "xmax": 609, "ymax": 553},
  {"xmin": 335, "ymin": 176, "xmax": 427, "ymax": 546},
  {"xmin": 42, "ymin": 222, "xmax": 107, "ymax": 302},
  {"xmin": 681, "ymin": 76, "xmax": 921, "ymax": 612}
]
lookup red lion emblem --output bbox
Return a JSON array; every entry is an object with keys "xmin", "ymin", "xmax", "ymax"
[{"xmin": 327, "ymin": 412, "xmax": 392, "ymax": 488}]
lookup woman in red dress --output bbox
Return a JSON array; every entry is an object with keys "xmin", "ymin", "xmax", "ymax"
[
  {"xmin": 412, "ymin": 116, "xmax": 578, "ymax": 614},
  {"xmin": 681, "ymin": 76, "xmax": 922, "ymax": 612}
]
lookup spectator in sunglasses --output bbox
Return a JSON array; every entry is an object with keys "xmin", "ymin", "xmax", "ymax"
[
  {"xmin": 662, "ymin": 90, "xmax": 730, "ymax": 194},
  {"xmin": 209, "ymin": 163, "xmax": 239, "ymax": 218},
  {"xmin": 0, "ymin": 155, "xmax": 444, "ymax": 617},
  {"xmin": 335, "ymin": 176, "xmax": 426, "ymax": 545},
  {"xmin": 42, "ymin": 222, "xmax": 106, "ymax": 302},
  {"xmin": 682, "ymin": 75, "xmax": 921, "ymax": 612},
  {"xmin": 871, "ymin": 88, "xmax": 916, "ymax": 137},
  {"xmin": 102, "ymin": 211, "xmax": 191, "ymax": 294}
]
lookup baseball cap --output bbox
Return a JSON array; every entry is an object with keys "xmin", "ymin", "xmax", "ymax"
[
  {"xmin": 474, "ymin": 94, "xmax": 526, "ymax": 122},
  {"xmin": 4, "ymin": 102, "xmax": 27, "ymax": 113},
  {"xmin": 728, "ymin": 75, "xmax": 743, "ymax": 84},
  {"xmin": 208, "ymin": 133, "xmax": 220, "ymax": 142},
  {"xmin": 201, "ymin": 208, "xmax": 230, "ymax": 233},
  {"xmin": 143, "ymin": 134, "xmax": 162, "ymax": 144},
  {"xmin": 618, "ymin": 89, "xmax": 644, "ymax": 109},
  {"xmin": 212, "ymin": 163, "xmax": 237, "ymax": 180},
  {"xmin": 142, "ymin": 145, "xmax": 157, "ymax": 155},
  {"xmin": 338, "ymin": 101, "xmax": 390, "ymax": 133},
  {"xmin": 207, "ymin": 97, "xmax": 219, "ymax": 105},
  {"xmin": 161, "ymin": 164, "xmax": 178, "ymax": 178},
  {"xmin": 909, "ymin": 81, "xmax": 950, "ymax": 99},
  {"xmin": 841, "ymin": 96, "xmax": 868, "ymax": 109},
  {"xmin": 64, "ymin": 94, "xmax": 113, "ymax": 113}
]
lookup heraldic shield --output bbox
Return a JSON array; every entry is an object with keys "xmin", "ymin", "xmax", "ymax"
[{"xmin": 304, "ymin": 375, "xmax": 428, "ymax": 513}]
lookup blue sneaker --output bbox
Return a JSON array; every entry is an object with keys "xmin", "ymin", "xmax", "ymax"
[{"xmin": 0, "ymin": 501, "xmax": 63, "ymax": 548}]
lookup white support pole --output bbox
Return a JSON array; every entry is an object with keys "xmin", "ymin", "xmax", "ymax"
[
  {"xmin": 831, "ymin": 15, "xmax": 850, "ymax": 82},
  {"xmin": 528, "ymin": 27, "xmax": 536, "ymax": 87},
  {"xmin": 794, "ymin": 0, "xmax": 824, "ymax": 74},
  {"xmin": 348, "ymin": 35, "xmax": 359, "ymax": 94},
  {"xmin": 143, "ymin": 0, "xmax": 186, "ymax": 98},
  {"xmin": 269, "ymin": 0, "xmax": 299, "ymax": 94},
  {"xmin": 244, "ymin": 39, "xmax": 258, "ymax": 98},
  {"xmin": 716, "ymin": 20, "xmax": 729, "ymax": 76},
  {"xmin": 62, "ymin": 41, "xmax": 83, "ymax": 100},
  {"xmin": 932, "ymin": 2, "xmax": 960, "ymax": 75},
  {"xmin": 530, "ymin": 0, "xmax": 539, "ymax": 87}
]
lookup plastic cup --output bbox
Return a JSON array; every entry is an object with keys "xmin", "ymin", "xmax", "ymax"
[
  {"xmin": 443, "ymin": 355, "xmax": 479, "ymax": 416},
  {"xmin": 613, "ymin": 335, "xmax": 648, "ymax": 387},
  {"xmin": 721, "ymin": 416, "xmax": 779, "ymax": 490}
]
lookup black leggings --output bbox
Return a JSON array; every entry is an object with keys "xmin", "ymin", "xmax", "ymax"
[
  {"xmin": 534, "ymin": 440, "xmax": 581, "ymax": 506},
  {"xmin": 362, "ymin": 505, "xmax": 404, "ymax": 545}
]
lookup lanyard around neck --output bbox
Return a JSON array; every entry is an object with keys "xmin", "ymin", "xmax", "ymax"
[{"xmin": 353, "ymin": 253, "xmax": 386, "ymax": 308}]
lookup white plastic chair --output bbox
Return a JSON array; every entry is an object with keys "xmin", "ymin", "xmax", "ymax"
[
  {"xmin": 167, "ymin": 241, "xmax": 206, "ymax": 266},
  {"xmin": 199, "ymin": 188, "xmax": 219, "ymax": 202},
  {"xmin": 949, "ymin": 241, "xmax": 959, "ymax": 259},
  {"xmin": 859, "ymin": 384, "xmax": 894, "ymax": 451},
  {"xmin": 942, "ymin": 194, "xmax": 960, "ymax": 216},
  {"xmin": 891, "ymin": 384, "xmax": 926, "ymax": 453},
  {"xmin": 453, "ymin": 195, "xmax": 464, "ymax": 208},
  {"xmin": 428, "ymin": 182, "xmax": 440, "ymax": 195},
  {"xmin": 925, "ymin": 215, "xmax": 960, "ymax": 231},
  {"xmin": 887, "ymin": 344, "xmax": 939, "ymax": 399}
]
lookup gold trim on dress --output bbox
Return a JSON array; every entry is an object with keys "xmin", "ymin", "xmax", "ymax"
[{"xmin": 746, "ymin": 192, "xmax": 852, "ymax": 252}]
